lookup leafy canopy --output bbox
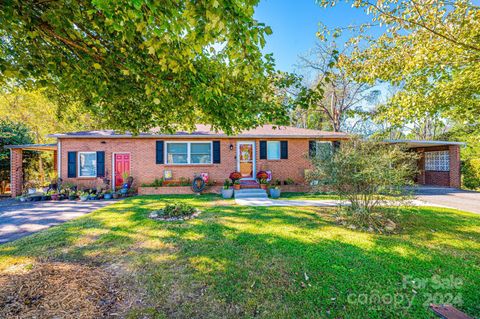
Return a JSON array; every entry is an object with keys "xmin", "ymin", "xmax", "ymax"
[
  {"xmin": 316, "ymin": 0, "xmax": 480, "ymax": 126},
  {"xmin": 0, "ymin": 0, "xmax": 286, "ymax": 134}
]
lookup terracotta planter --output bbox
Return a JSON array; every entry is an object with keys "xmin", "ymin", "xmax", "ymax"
[
  {"xmin": 233, "ymin": 184, "xmax": 241, "ymax": 190},
  {"xmin": 260, "ymin": 184, "xmax": 267, "ymax": 190},
  {"xmin": 51, "ymin": 193, "xmax": 60, "ymax": 201}
]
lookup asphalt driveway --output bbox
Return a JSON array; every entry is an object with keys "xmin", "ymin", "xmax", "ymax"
[
  {"xmin": 0, "ymin": 199, "xmax": 118, "ymax": 244},
  {"xmin": 414, "ymin": 186, "xmax": 480, "ymax": 214}
]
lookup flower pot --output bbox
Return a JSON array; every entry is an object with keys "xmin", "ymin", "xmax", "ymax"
[
  {"xmin": 51, "ymin": 194, "xmax": 60, "ymax": 201},
  {"xmin": 112, "ymin": 193, "xmax": 119, "ymax": 199},
  {"xmin": 233, "ymin": 184, "xmax": 241, "ymax": 190},
  {"xmin": 269, "ymin": 188, "xmax": 281, "ymax": 199},
  {"xmin": 120, "ymin": 188, "xmax": 128, "ymax": 195},
  {"xmin": 80, "ymin": 195, "xmax": 88, "ymax": 201},
  {"xmin": 104, "ymin": 193, "xmax": 112, "ymax": 200},
  {"xmin": 221, "ymin": 188, "xmax": 233, "ymax": 199},
  {"xmin": 68, "ymin": 195, "xmax": 77, "ymax": 200},
  {"xmin": 88, "ymin": 195, "xmax": 97, "ymax": 200},
  {"xmin": 260, "ymin": 184, "xmax": 267, "ymax": 190}
]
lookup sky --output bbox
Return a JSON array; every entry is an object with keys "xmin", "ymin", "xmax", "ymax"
[{"xmin": 253, "ymin": 0, "xmax": 373, "ymax": 73}]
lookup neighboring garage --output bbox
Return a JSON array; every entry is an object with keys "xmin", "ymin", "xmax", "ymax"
[{"xmin": 387, "ymin": 140, "xmax": 465, "ymax": 188}]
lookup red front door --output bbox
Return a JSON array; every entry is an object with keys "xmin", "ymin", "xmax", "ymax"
[{"xmin": 114, "ymin": 154, "xmax": 130, "ymax": 188}]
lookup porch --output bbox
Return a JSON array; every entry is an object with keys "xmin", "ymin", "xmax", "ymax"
[
  {"xmin": 4, "ymin": 144, "xmax": 58, "ymax": 198},
  {"xmin": 385, "ymin": 139, "xmax": 465, "ymax": 188}
]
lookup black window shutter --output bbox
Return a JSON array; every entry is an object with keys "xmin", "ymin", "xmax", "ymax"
[
  {"xmin": 96, "ymin": 151, "xmax": 105, "ymax": 177},
  {"xmin": 280, "ymin": 141, "xmax": 288, "ymax": 159},
  {"xmin": 156, "ymin": 141, "xmax": 164, "ymax": 164},
  {"xmin": 309, "ymin": 141, "xmax": 317, "ymax": 158},
  {"xmin": 259, "ymin": 141, "xmax": 267, "ymax": 159},
  {"xmin": 212, "ymin": 141, "xmax": 221, "ymax": 163},
  {"xmin": 67, "ymin": 151, "xmax": 77, "ymax": 178}
]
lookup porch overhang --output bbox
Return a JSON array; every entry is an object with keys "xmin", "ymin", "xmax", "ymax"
[
  {"xmin": 4, "ymin": 143, "xmax": 57, "ymax": 151},
  {"xmin": 384, "ymin": 139, "xmax": 466, "ymax": 148}
]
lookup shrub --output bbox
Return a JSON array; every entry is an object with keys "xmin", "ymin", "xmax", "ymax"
[
  {"xmin": 159, "ymin": 203, "xmax": 197, "ymax": 218},
  {"xmin": 307, "ymin": 138, "xmax": 418, "ymax": 233},
  {"xmin": 142, "ymin": 178, "xmax": 164, "ymax": 187},
  {"xmin": 462, "ymin": 158, "xmax": 480, "ymax": 190}
]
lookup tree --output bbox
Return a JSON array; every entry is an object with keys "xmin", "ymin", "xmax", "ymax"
[
  {"xmin": 294, "ymin": 30, "xmax": 379, "ymax": 132},
  {"xmin": 0, "ymin": 0, "xmax": 287, "ymax": 134},
  {"xmin": 316, "ymin": 0, "xmax": 480, "ymax": 125},
  {"xmin": 0, "ymin": 88, "xmax": 101, "ymax": 184},
  {"xmin": 307, "ymin": 139, "xmax": 418, "ymax": 233},
  {"xmin": 0, "ymin": 120, "xmax": 34, "ymax": 194}
]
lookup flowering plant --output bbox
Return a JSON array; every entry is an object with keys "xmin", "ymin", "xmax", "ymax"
[
  {"xmin": 229, "ymin": 171, "xmax": 242, "ymax": 182},
  {"xmin": 256, "ymin": 171, "xmax": 268, "ymax": 180}
]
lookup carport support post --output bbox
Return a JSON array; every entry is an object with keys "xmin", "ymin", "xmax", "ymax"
[
  {"xmin": 449, "ymin": 145, "xmax": 461, "ymax": 188},
  {"xmin": 10, "ymin": 148, "xmax": 23, "ymax": 198}
]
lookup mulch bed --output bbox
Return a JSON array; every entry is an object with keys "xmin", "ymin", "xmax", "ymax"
[{"xmin": 0, "ymin": 262, "xmax": 122, "ymax": 319}]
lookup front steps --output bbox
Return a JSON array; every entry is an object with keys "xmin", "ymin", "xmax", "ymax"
[{"xmin": 234, "ymin": 188, "xmax": 268, "ymax": 199}]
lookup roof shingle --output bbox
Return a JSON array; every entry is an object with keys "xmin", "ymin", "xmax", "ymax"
[{"xmin": 48, "ymin": 124, "xmax": 350, "ymax": 139}]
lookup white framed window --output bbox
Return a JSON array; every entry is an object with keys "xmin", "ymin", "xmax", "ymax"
[
  {"xmin": 425, "ymin": 151, "xmax": 450, "ymax": 171},
  {"xmin": 78, "ymin": 152, "xmax": 97, "ymax": 177},
  {"xmin": 267, "ymin": 141, "xmax": 280, "ymax": 160},
  {"xmin": 166, "ymin": 141, "xmax": 212, "ymax": 164}
]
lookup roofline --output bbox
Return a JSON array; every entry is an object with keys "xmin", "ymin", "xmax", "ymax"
[
  {"xmin": 4, "ymin": 143, "xmax": 57, "ymax": 150},
  {"xmin": 48, "ymin": 134, "xmax": 350, "ymax": 139},
  {"xmin": 384, "ymin": 139, "xmax": 466, "ymax": 147}
]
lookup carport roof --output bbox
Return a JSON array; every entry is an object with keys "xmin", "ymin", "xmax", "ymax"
[
  {"xmin": 384, "ymin": 139, "xmax": 466, "ymax": 148},
  {"xmin": 4, "ymin": 143, "xmax": 57, "ymax": 151}
]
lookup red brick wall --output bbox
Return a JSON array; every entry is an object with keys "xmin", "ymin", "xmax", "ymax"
[
  {"xmin": 10, "ymin": 149, "xmax": 23, "ymax": 197},
  {"xmin": 414, "ymin": 145, "xmax": 461, "ymax": 188},
  {"xmin": 58, "ymin": 137, "xmax": 317, "ymax": 190}
]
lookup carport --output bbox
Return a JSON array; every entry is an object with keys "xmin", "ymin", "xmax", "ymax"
[
  {"xmin": 386, "ymin": 140, "xmax": 465, "ymax": 188},
  {"xmin": 5, "ymin": 144, "xmax": 58, "ymax": 197}
]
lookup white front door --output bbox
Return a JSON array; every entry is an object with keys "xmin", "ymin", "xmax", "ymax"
[{"xmin": 237, "ymin": 141, "xmax": 256, "ymax": 180}]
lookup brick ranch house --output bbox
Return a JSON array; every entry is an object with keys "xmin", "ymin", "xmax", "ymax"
[{"xmin": 6, "ymin": 125, "xmax": 463, "ymax": 197}]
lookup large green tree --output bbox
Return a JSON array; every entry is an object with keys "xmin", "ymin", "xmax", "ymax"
[
  {"xmin": 0, "ymin": 120, "xmax": 34, "ymax": 193},
  {"xmin": 317, "ymin": 0, "xmax": 480, "ymax": 125},
  {"xmin": 0, "ymin": 0, "xmax": 287, "ymax": 134}
]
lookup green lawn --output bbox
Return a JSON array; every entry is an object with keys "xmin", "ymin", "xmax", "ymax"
[{"xmin": 1, "ymin": 195, "xmax": 479, "ymax": 318}]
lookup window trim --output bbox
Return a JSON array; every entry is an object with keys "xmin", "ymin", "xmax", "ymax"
[
  {"xmin": 77, "ymin": 151, "xmax": 97, "ymax": 178},
  {"xmin": 266, "ymin": 141, "xmax": 281, "ymax": 160},
  {"xmin": 165, "ymin": 141, "xmax": 213, "ymax": 165}
]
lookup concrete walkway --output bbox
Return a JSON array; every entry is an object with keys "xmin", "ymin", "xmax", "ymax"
[{"xmin": 0, "ymin": 199, "xmax": 118, "ymax": 244}]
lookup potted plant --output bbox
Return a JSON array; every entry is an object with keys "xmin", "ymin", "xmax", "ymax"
[
  {"xmin": 259, "ymin": 178, "xmax": 268, "ymax": 190},
  {"xmin": 88, "ymin": 192, "xmax": 98, "ymax": 200},
  {"xmin": 68, "ymin": 191, "xmax": 77, "ymax": 200},
  {"xmin": 51, "ymin": 192, "xmax": 60, "ymax": 201},
  {"xmin": 103, "ymin": 190, "xmax": 113, "ymax": 200},
  {"xmin": 112, "ymin": 191, "xmax": 119, "ymax": 199},
  {"xmin": 269, "ymin": 185, "xmax": 281, "ymax": 199},
  {"xmin": 221, "ymin": 179, "xmax": 233, "ymax": 199},
  {"xmin": 229, "ymin": 172, "xmax": 242, "ymax": 190},
  {"xmin": 79, "ymin": 191, "xmax": 89, "ymax": 201},
  {"xmin": 233, "ymin": 180, "xmax": 241, "ymax": 190}
]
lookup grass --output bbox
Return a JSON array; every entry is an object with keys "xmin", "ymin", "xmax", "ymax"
[
  {"xmin": 280, "ymin": 192, "xmax": 341, "ymax": 200},
  {"xmin": 1, "ymin": 194, "xmax": 479, "ymax": 318}
]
